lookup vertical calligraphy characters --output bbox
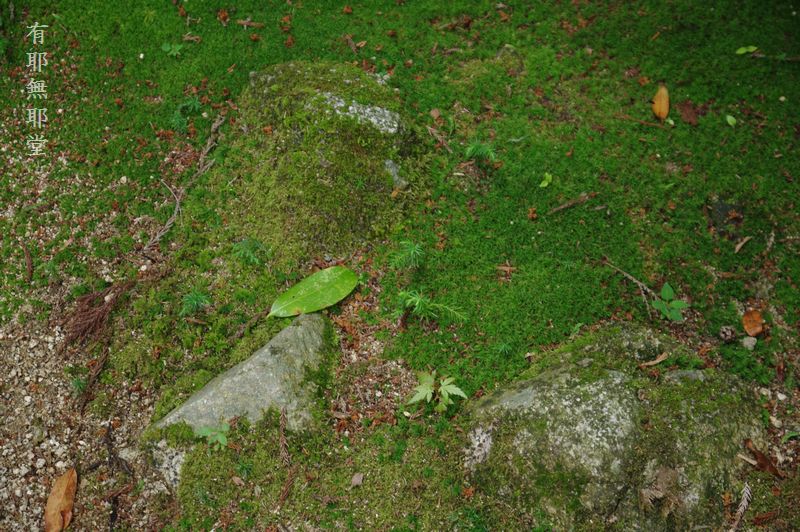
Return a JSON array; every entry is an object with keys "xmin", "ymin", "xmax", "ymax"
[{"xmin": 24, "ymin": 22, "xmax": 49, "ymax": 157}]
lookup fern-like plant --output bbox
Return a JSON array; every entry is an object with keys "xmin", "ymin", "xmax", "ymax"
[
  {"xmin": 465, "ymin": 140, "xmax": 497, "ymax": 166},
  {"xmin": 398, "ymin": 290, "xmax": 466, "ymax": 325},
  {"xmin": 180, "ymin": 289, "xmax": 211, "ymax": 317},
  {"xmin": 390, "ymin": 241, "xmax": 424, "ymax": 269},
  {"xmin": 232, "ymin": 237, "xmax": 270, "ymax": 266}
]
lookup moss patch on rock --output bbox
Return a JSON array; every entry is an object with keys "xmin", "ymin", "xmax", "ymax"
[
  {"xmin": 465, "ymin": 323, "xmax": 766, "ymax": 530},
  {"xmin": 213, "ymin": 61, "xmax": 429, "ymax": 267}
]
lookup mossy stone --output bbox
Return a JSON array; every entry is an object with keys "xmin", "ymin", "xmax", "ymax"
[
  {"xmin": 465, "ymin": 323, "xmax": 765, "ymax": 530},
  {"xmin": 153, "ymin": 313, "xmax": 336, "ymax": 433},
  {"xmin": 214, "ymin": 61, "xmax": 427, "ymax": 266}
]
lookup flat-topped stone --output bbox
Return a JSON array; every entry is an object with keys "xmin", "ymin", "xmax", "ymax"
[{"xmin": 155, "ymin": 313, "xmax": 333, "ymax": 432}]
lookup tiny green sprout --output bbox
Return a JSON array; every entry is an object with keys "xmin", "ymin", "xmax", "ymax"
[
  {"xmin": 539, "ymin": 172, "xmax": 553, "ymax": 188},
  {"xmin": 651, "ymin": 282, "xmax": 689, "ymax": 322},
  {"xmin": 390, "ymin": 241, "xmax": 424, "ymax": 269},
  {"xmin": 782, "ymin": 431, "xmax": 800, "ymax": 444},
  {"xmin": 161, "ymin": 43, "xmax": 184, "ymax": 57},
  {"xmin": 408, "ymin": 370, "xmax": 468, "ymax": 413},
  {"xmin": 194, "ymin": 422, "xmax": 229, "ymax": 451},
  {"xmin": 397, "ymin": 290, "xmax": 466, "ymax": 325},
  {"xmin": 180, "ymin": 289, "xmax": 211, "ymax": 317},
  {"xmin": 169, "ymin": 110, "xmax": 188, "ymax": 133},
  {"xmin": 232, "ymin": 238, "xmax": 269, "ymax": 266},
  {"xmin": 726, "ymin": 115, "xmax": 737, "ymax": 127},
  {"xmin": 465, "ymin": 141, "xmax": 497, "ymax": 166}
]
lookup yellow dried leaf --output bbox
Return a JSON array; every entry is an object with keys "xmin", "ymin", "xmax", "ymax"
[
  {"xmin": 44, "ymin": 468, "xmax": 77, "ymax": 532},
  {"xmin": 652, "ymin": 84, "xmax": 669, "ymax": 120}
]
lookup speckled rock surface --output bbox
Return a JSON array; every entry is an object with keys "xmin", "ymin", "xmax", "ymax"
[
  {"xmin": 155, "ymin": 313, "xmax": 333, "ymax": 432},
  {"xmin": 465, "ymin": 324, "xmax": 765, "ymax": 530}
]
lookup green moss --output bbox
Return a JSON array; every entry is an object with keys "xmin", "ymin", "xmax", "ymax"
[
  {"xmin": 173, "ymin": 416, "xmax": 489, "ymax": 530},
  {"xmin": 210, "ymin": 61, "xmax": 429, "ymax": 267}
]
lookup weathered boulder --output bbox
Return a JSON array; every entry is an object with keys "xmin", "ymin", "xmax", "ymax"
[
  {"xmin": 218, "ymin": 61, "xmax": 427, "ymax": 265},
  {"xmin": 155, "ymin": 313, "xmax": 334, "ymax": 432},
  {"xmin": 464, "ymin": 324, "xmax": 764, "ymax": 530}
]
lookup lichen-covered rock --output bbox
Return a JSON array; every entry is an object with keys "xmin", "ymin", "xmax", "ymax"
[
  {"xmin": 154, "ymin": 313, "xmax": 334, "ymax": 432},
  {"xmin": 216, "ymin": 61, "xmax": 427, "ymax": 265},
  {"xmin": 465, "ymin": 324, "xmax": 765, "ymax": 530}
]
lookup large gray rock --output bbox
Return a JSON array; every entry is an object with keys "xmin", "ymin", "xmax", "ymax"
[
  {"xmin": 465, "ymin": 324, "xmax": 765, "ymax": 530},
  {"xmin": 155, "ymin": 313, "xmax": 333, "ymax": 432}
]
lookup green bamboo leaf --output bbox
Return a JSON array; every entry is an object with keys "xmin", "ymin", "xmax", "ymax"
[{"xmin": 268, "ymin": 266, "xmax": 358, "ymax": 318}]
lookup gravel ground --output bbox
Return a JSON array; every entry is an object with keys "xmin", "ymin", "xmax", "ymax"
[{"xmin": 0, "ymin": 308, "xmax": 177, "ymax": 530}]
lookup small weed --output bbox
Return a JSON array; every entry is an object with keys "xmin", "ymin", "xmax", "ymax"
[
  {"xmin": 65, "ymin": 364, "xmax": 89, "ymax": 395},
  {"xmin": 465, "ymin": 140, "xmax": 497, "ymax": 164},
  {"xmin": 180, "ymin": 96, "xmax": 202, "ymax": 114},
  {"xmin": 397, "ymin": 290, "xmax": 466, "ymax": 325},
  {"xmin": 408, "ymin": 370, "xmax": 467, "ymax": 413},
  {"xmin": 194, "ymin": 422, "xmax": 229, "ymax": 451},
  {"xmin": 161, "ymin": 42, "xmax": 184, "ymax": 58},
  {"xmin": 390, "ymin": 241, "xmax": 424, "ymax": 269},
  {"xmin": 494, "ymin": 342, "xmax": 513, "ymax": 357},
  {"xmin": 70, "ymin": 377, "xmax": 87, "ymax": 395},
  {"xmin": 232, "ymin": 237, "xmax": 270, "ymax": 266},
  {"xmin": 652, "ymin": 282, "xmax": 689, "ymax": 322},
  {"xmin": 236, "ymin": 459, "xmax": 254, "ymax": 479},
  {"xmin": 180, "ymin": 289, "xmax": 211, "ymax": 317},
  {"xmin": 169, "ymin": 111, "xmax": 188, "ymax": 133}
]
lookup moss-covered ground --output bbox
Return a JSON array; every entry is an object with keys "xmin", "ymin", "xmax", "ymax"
[{"xmin": 2, "ymin": 0, "xmax": 798, "ymax": 529}]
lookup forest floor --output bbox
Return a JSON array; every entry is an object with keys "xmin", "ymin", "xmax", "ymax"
[{"xmin": 1, "ymin": 1, "xmax": 799, "ymax": 530}]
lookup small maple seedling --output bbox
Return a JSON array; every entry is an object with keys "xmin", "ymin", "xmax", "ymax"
[{"xmin": 408, "ymin": 370, "xmax": 467, "ymax": 413}]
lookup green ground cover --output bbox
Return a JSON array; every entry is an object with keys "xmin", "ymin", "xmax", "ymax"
[{"xmin": 2, "ymin": 0, "xmax": 798, "ymax": 529}]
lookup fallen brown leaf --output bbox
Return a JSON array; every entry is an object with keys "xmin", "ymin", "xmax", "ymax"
[
  {"xmin": 217, "ymin": 9, "xmax": 229, "ymax": 26},
  {"xmin": 44, "ymin": 468, "xmax": 77, "ymax": 532},
  {"xmin": 351, "ymin": 472, "xmax": 364, "ymax": 487},
  {"xmin": 343, "ymin": 5, "xmax": 353, "ymax": 14},
  {"xmin": 744, "ymin": 439, "xmax": 785, "ymax": 478},
  {"xmin": 285, "ymin": 35, "xmax": 295, "ymax": 48},
  {"xmin": 652, "ymin": 84, "xmax": 669, "ymax": 121},
  {"xmin": 675, "ymin": 100, "xmax": 698, "ymax": 126},
  {"xmin": 742, "ymin": 309, "xmax": 764, "ymax": 337}
]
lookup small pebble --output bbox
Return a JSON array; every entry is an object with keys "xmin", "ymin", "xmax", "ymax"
[{"xmin": 741, "ymin": 336, "xmax": 757, "ymax": 351}]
